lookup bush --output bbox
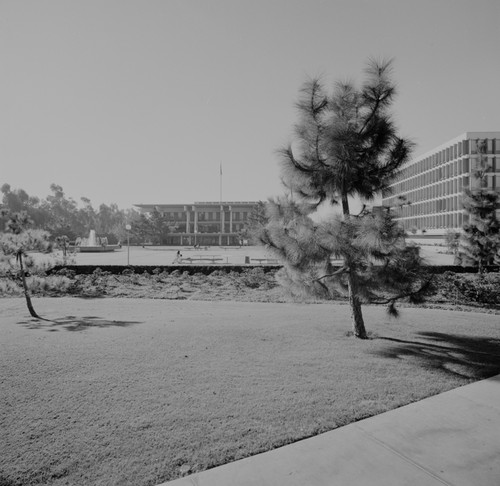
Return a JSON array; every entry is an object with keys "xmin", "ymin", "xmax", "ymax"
[
  {"xmin": 438, "ymin": 272, "xmax": 500, "ymax": 306},
  {"xmin": 66, "ymin": 268, "xmax": 112, "ymax": 297},
  {"xmin": 31, "ymin": 275, "xmax": 74, "ymax": 295},
  {"xmin": 240, "ymin": 267, "xmax": 277, "ymax": 289},
  {"xmin": 55, "ymin": 268, "xmax": 76, "ymax": 279},
  {"xmin": 0, "ymin": 277, "xmax": 22, "ymax": 295},
  {"xmin": 444, "ymin": 230, "xmax": 461, "ymax": 255}
]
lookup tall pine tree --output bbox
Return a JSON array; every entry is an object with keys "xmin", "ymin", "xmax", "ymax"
[{"xmin": 258, "ymin": 59, "xmax": 429, "ymax": 338}]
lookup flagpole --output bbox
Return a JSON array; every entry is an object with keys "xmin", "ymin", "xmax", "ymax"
[
  {"xmin": 219, "ymin": 162, "xmax": 223, "ymax": 205},
  {"xmin": 219, "ymin": 162, "xmax": 223, "ymax": 245}
]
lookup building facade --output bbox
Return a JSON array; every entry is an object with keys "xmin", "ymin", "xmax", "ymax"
[
  {"xmin": 382, "ymin": 132, "xmax": 500, "ymax": 236},
  {"xmin": 134, "ymin": 201, "xmax": 259, "ymax": 246}
]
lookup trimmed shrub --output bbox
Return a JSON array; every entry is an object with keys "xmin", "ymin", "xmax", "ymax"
[{"xmin": 438, "ymin": 272, "xmax": 500, "ymax": 306}]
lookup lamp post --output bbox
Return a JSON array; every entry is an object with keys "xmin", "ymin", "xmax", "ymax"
[{"xmin": 125, "ymin": 224, "xmax": 131, "ymax": 265}]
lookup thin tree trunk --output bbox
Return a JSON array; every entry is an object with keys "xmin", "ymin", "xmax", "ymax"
[
  {"xmin": 18, "ymin": 253, "xmax": 42, "ymax": 319},
  {"xmin": 347, "ymin": 269, "xmax": 367, "ymax": 339},
  {"xmin": 341, "ymin": 194, "xmax": 368, "ymax": 339}
]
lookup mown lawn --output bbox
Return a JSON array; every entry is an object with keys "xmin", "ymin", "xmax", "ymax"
[{"xmin": 1, "ymin": 297, "xmax": 499, "ymax": 486}]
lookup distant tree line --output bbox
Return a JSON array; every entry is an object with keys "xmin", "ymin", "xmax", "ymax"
[{"xmin": 0, "ymin": 183, "xmax": 175, "ymax": 245}]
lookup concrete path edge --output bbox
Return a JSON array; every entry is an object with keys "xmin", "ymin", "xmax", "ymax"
[{"xmin": 160, "ymin": 374, "xmax": 500, "ymax": 486}]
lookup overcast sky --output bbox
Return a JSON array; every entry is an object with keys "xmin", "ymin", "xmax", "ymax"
[{"xmin": 2, "ymin": 0, "xmax": 499, "ymax": 210}]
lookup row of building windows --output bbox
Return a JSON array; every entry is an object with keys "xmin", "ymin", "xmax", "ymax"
[
  {"xmin": 186, "ymin": 223, "xmax": 246, "ymax": 233},
  {"xmin": 400, "ymin": 212, "xmax": 470, "ymax": 231},
  {"xmin": 386, "ymin": 173, "xmax": 500, "ymax": 208},
  {"xmin": 162, "ymin": 211, "xmax": 185, "ymax": 221},
  {"xmin": 398, "ymin": 139, "xmax": 500, "ymax": 181},
  {"xmin": 381, "ymin": 135, "xmax": 500, "ymax": 234},
  {"xmin": 469, "ymin": 138, "xmax": 500, "ymax": 155},
  {"xmin": 406, "ymin": 177, "xmax": 464, "ymax": 204},
  {"xmin": 386, "ymin": 177, "xmax": 468, "ymax": 207},
  {"xmin": 398, "ymin": 196, "xmax": 463, "ymax": 217},
  {"xmin": 161, "ymin": 211, "xmax": 249, "ymax": 222},
  {"xmin": 393, "ymin": 156, "xmax": 499, "ymax": 190},
  {"xmin": 162, "ymin": 221, "xmax": 247, "ymax": 233},
  {"xmin": 198, "ymin": 211, "xmax": 248, "ymax": 222}
]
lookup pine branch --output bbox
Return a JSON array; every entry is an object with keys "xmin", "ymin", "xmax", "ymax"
[
  {"xmin": 313, "ymin": 266, "xmax": 347, "ymax": 281},
  {"xmin": 369, "ymin": 277, "xmax": 433, "ymax": 305},
  {"xmin": 280, "ymin": 147, "xmax": 316, "ymax": 174}
]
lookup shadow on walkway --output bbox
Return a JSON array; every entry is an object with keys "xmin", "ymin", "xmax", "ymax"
[
  {"xmin": 373, "ymin": 331, "xmax": 500, "ymax": 379},
  {"xmin": 17, "ymin": 315, "xmax": 142, "ymax": 332}
]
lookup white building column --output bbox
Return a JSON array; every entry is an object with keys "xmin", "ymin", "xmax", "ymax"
[
  {"xmin": 219, "ymin": 204, "xmax": 224, "ymax": 246},
  {"xmin": 184, "ymin": 206, "xmax": 190, "ymax": 245},
  {"xmin": 192, "ymin": 205, "xmax": 198, "ymax": 245}
]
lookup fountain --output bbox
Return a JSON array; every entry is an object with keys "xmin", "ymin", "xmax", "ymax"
[
  {"xmin": 75, "ymin": 229, "xmax": 121, "ymax": 253},
  {"xmin": 87, "ymin": 229, "xmax": 97, "ymax": 247}
]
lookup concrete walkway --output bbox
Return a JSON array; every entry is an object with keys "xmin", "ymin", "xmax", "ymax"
[{"xmin": 162, "ymin": 374, "xmax": 500, "ymax": 486}]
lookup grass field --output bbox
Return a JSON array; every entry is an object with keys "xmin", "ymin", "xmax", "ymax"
[{"xmin": 1, "ymin": 297, "xmax": 499, "ymax": 486}]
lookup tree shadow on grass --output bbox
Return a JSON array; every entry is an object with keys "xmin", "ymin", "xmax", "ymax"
[
  {"xmin": 373, "ymin": 331, "xmax": 500, "ymax": 379},
  {"xmin": 0, "ymin": 474, "xmax": 18, "ymax": 486},
  {"xmin": 17, "ymin": 315, "xmax": 142, "ymax": 332},
  {"xmin": 0, "ymin": 474, "xmax": 22, "ymax": 486}
]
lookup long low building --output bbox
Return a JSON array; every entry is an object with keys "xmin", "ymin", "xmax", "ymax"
[
  {"xmin": 382, "ymin": 131, "xmax": 500, "ymax": 236},
  {"xmin": 134, "ymin": 201, "xmax": 260, "ymax": 246}
]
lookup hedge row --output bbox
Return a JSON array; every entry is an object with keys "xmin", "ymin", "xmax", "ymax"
[
  {"xmin": 48, "ymin": 264, "xmax": 499, "ymax": 276},
  {"xmin": 48, "ymin": 264, "xmax": 282, "ymax": 276}
]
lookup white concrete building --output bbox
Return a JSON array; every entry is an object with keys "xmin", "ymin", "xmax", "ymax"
[
  {"xmin": 134, "ymin": 201, "xmax": 259, "ymax": 246},
  {"xmin": 382, "ymin": 132, "xmax": 500, "ymax": 236}
]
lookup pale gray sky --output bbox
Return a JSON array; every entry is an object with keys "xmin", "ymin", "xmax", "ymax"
[{"xmin": 1, "ymin": 0, "xmax": 499, "ymax": 209}]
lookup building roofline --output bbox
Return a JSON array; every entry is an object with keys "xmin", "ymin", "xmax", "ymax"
[
  {"xmin": 405, "ymin": 131, "xmax": 500, "ymax": 167},
  {"xmin": 134, "ymin": 201, "xmax": 260, "ymax": 208}
]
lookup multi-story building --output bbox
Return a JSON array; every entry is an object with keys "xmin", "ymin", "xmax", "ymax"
[
  {"xmin": 134, "ymin": 201, "xmax": 259, "ymax": 246},
  {"xmin": 382, "ymin": 132, "xmax": 500, "ymax": 236}
]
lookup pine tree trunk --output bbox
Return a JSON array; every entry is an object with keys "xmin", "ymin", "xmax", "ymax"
[
  {"xmin": 347, "ymin": 268, "xmax": 368, "ymax": 339},
  {"xmin": 18, "ymin": 253, "xmax": 42, "ymax": 319},
  {"xmin": 341, "ymin": 194, "xmax": 368, "ymax": 339}
]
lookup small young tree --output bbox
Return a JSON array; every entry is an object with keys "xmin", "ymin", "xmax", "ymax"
[
  {"xmin": 258, "ymin": 59, "xmax": 429, "ymax": 338},
  {"xmin": 239, "ymin": 201, "xmax": 269, "ymax": 244},
  {"xmin": 55, "ymin": 235, "xmax": 71, "ymax": 262},
  {"xmin": 444, "ymin": 229, "xmax": 461, "ymax": 257},
  {"xmin": 149, "ymin": 208, "xmax": 173, "ymax": 245},
  {"xmin": 459, "ymin": 139, "xmax": 500, "ymax": 272},
  {"xmin": 0, "ymin": 210, "xmax": 52, "ymax": 319}
]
